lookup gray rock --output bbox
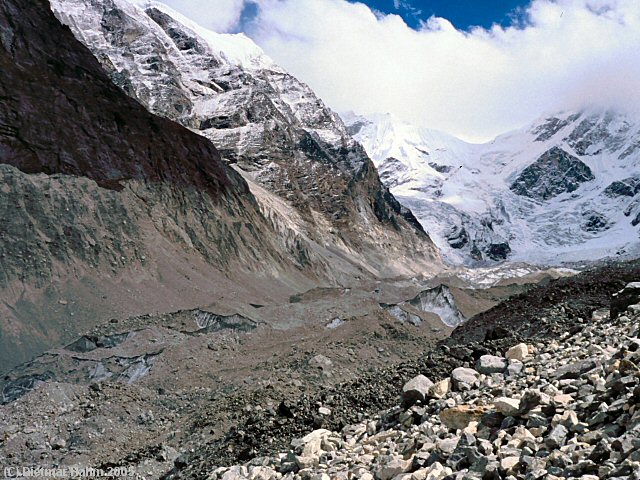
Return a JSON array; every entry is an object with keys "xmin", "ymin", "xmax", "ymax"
[
  {"xmin": 402, "ymin": 374, "xmax": 434, "ymax": 407},
  {"xmin": 545, "ymin": 424, "xmax": 569, "ymax": 449},
  {"xmin": 476, "ymin": 355, "xmax": 508, "ymax": 374},
  {"xmin": 553, "ymin": 360, "xmax": 596, "ymax": 380},
  {"xmin": 611, "ymin": 282, "xmax": 640, "ymax": 319},
  {"xmin": 375, "ymin": 455, "xmax": 411, "ymax": 480},
  {"xmin": 451, "ymin": 367, "xmax": 480, "ymax": 390}
]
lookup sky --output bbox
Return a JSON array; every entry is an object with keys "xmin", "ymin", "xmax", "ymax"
[
  {"xmin": 353, "ymin": 0, "xmax": 530, "ymax": 30},
  {"xmin": 145, "ymin": 0, "xmax": 640, "ymax": 142}
]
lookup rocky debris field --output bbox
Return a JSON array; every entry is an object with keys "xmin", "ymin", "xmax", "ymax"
[
  {"xmin": 161, "ymin": 260, "xmax": 640, "ymax": 479},
  {"xmin": 1, "ymin": 260, "xmax": 639, "ymax": 480},
  {"xmin": 201, "ymin": 281, "xmax": 640, "ymax": 480}
]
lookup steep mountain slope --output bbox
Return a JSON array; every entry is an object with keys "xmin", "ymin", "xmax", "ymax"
[
  {"xmin": 49, "ymin": 0, "xmax": 439, "ymax": 277},
  {"xmin": 0, "ymin": 0, "xmax": 439, "ymax": 373},
  {"xmin": 346, "ymin": 110, "xmax": 640, "ymax": 265}
]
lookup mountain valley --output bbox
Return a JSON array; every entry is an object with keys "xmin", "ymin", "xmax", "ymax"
[{"xmin": 0, "ymin": 0, "xmax": 639, "ymax": 478}]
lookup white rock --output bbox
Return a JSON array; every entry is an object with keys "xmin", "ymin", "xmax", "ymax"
[
  {"xmin": 494, "ymin": 397, "xmax": 520, "ymax": 416},
  {"xmin": 476, "ymin": 355, "xmax": 508, "ymax": 374},
  {"xmin": 451, "ymin": 367, "xmax": 479, "ymax": 390},
  {"xmin": 506, "ymin": 343, "xmax": 530, "ymax": 361},
  {"xmin": 402, "ymin": 374, "xmax": 434, "ymax": 406},
  {"xmin": 427, "ymin": 378, "xmax": 450, "ymax": 399}
]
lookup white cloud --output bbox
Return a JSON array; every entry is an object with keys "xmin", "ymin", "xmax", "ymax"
[{"xmin": 151, "ymin": 0, "xmax": 640, "ymax": 141}]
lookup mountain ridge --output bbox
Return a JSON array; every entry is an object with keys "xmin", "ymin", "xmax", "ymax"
[{"xmin": 49, "ymin": 0, "xmax": 440, "ymax": 278}]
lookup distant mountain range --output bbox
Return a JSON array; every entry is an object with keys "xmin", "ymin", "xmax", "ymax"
[{"xmin": 345, "ymin": 109, "xmax": 640, "ymax": 265}]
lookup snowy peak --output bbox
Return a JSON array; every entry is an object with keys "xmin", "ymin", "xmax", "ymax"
[
  {"xmin": 530, "ymin": 109, "xmax": 640, "ymax": 159},
  {"xmin": 137, "ymin": 1, "xmax": 282, "ymax": 72},
  {"xmin": 346, "ymin": 109, "xmax": 640, "ymax": 266}
]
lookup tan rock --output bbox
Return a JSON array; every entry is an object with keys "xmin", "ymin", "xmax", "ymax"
[
  {"xmin": 439, "ymin": 405, "xmax": 489, "ymax": 430},
  {"xmin": 506, "ymin": 343, "xmax": 530, "ymax": 361},
  {"xmin": 428, "ymin": 378, "xmax": 451, "ymax": 399},
  {"xmin": 552, "ymin": 394, "xmax": 574, "ymax": 406},
  {"xmin": 501, "ymin": 456, "xmax": 520, "ymax": 472}
]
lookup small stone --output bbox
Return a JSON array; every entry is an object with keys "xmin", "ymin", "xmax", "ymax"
[
  {"xmin": 309, "ymin": 354, "xmax": 332, "ymax": 370},
  {"xmin": 506, "ymin": 343, "xmax": 529, "ymax": 361},
  {"xmin": 494, "ymin": 397, "xmax": 520, "ymax": 417},
  {"xmin": 318, "ymin": 407, "xmax": 331, "ymax": 416},
  {"xmin": 507, "ymin": 360, "xmax": 524, "ymax": 377},
  {"xmin": 559, "ymin": 410, "xmax": 579, "ymax": 429},
  {"xmin": 553, "ymin": 360, "xmax": 596, "ymax": 380},
  {"xmin": 501, "ymin": 456, "xmax": 520, "ymax": 473},
  {"xmin": 552, "ymin": 394, "xmax": 574, "ymax": 406},
  {"xmin": 437, "ymin": 437, "xmax": 459, "ymax": 454},
  {"xmin": 518, "ymin": 389, "xmax": 542, "ymax": 414},
  {"xmin": 545, "ymin": 424, "xmax": 568, "ymax": 449},
  {"xmin": 51, "ymin": 437, "xmax": 66, "ymax": 450},
  {"xmin": 291, "ymin": 429, "xmax": 331, "ymax": 457},
  {"xmin": 295, "ymin": 455, "xmax": 318, "ymax": 469},
  {"xmin": 375, "ymin": 455, "xmax": 411, "ymax": 480}
]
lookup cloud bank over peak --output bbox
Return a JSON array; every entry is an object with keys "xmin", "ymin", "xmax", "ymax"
[{"xmin": 134, "ymin": 0, "xmax": 640, "ymax": 142}]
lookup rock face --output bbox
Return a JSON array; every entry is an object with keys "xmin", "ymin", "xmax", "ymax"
[
  {"xmin": 510, "ymin": 147, "xmax": 595, "ymax": 200},
  {"xmin": 195, "ymin": 281, "xmax": 640, "ymax": 480},
  {"xmin": 346, "ymin": 110, "xmax": 640, "ymax": 265},
  {"xmin": 49, "ymin": 0, "xmax": 440, "ymax": 279},
  {"xmin": 0, "ymin": 0, "xmax": 292, "ymax": 370},
  {"xmin": 0, "ymin": 1, "xmax": 241, "ymax": 197}
]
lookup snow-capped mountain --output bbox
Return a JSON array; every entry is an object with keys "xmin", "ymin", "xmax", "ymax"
[
  {"xmin": 50, "ymin": 0, "xmax": 441, "ymax": 277},
  {"xmin": 345, "ymin": 110, "xmax": 640, "ymax": 265}
]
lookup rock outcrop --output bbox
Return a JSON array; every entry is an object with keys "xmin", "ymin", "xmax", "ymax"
[{"xmin": 510, "ymin": 147, "xmax": 595, "ymax": 201}]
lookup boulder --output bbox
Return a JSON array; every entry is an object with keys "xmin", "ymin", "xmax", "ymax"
[
  {"xmin": 545, "ymin": 424, "xmax": 568, "ymax": 449},
  {"xmin": 611, "ymin": 282, "xmax": 640, "ymax": 319},
  {"xmin": 506, "ymin": 343, "xmax": 530, "ymax": 361},
  {"xmin": 428, "ymin": 378, "xmax": 451, "ymax": 399},
  {"xmin": 440, "ymin": 405, "xmax": 489, "ymax": 430},
  {"xmin": 375, "ymin": 455, "xmax": 411, "ymax": 480},
  {"xmin": 476, "ymin": 355, "xmax": 508, "ymax": 374},
  {"xmin": 494, "ymin": 397, "xmax": 520, "ymax": 417},
  {"xmin": 402, "ymin": 374, "xmax": 434, "ymax": 407},
  {"xmin": 451, "ymin": 367, "xmax": 480, "ymax": 390}
]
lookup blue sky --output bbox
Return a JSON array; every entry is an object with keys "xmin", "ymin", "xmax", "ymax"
[{"xmin": 355, "ymin": 0, "xmax": 531, "ymax": 30}]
